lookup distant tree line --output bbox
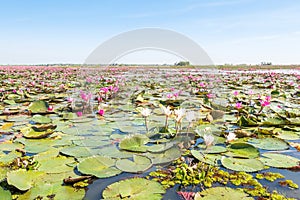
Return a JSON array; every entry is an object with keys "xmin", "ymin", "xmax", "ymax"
[{"xmin": 175, "ymin": 61, "xmax": 190, "ymax": 66}]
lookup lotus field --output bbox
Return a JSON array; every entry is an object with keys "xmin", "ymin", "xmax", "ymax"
[{"xmin": 0, "ymin": 65, "xmax": 300, "ymax": 200}]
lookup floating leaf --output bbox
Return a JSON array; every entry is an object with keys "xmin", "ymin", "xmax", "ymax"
[
  {"xmin": 259, "ymin": 153, "xmax": 300, "ymax": 168},
  {"xmin": 77, "ymin": 156, "xmax": 121, "ymax": 178},
  {"xmin": 72, "ymin": 137, "xmax": 111, "ymax": 147},
  {"xmin": 119, "ymin": 134, "xmax": 149, "ymax": 152},
  {"xmin": 191, "ymin": 150, "xmax": 220, "ymax": 166},
  {"xmin": 225, "ymin": 143, "xmax": 259, "ymax": 158},
  {"xmin": 195, "ymin": 187, "xmax": 253, "ymax": 200},
  {"xmin": 275, "ymin": 130, "xmax": 300, "ymax": 140},
  {"xmin": 221, "ymin": 157, "xmax": 264, "ymax": 172},
  {"xmin": 31, "ymin": 115, "xmax": 52, "ymax": 124},
  {"xmin": 1, "ymin": 122, "xmax": 14, "ymax": 130},
  {"xmin": 237, "ymin": 115, "xmax": 257, "ymax": 127},
  {"xmin": 28, "ymin": 100, "xmax": 48, "ymax": 114},
  {"xmin": 0, "ymin": 151, "xmax": 22, "ymax": 165},
  {"xmin": 98, "ymin": 146, "xmax": 134, "ymax": 159},
  {"xmin": 287, "ymin": 118, "xmax": 300, "ymax": 125},
  {"xmin": 0, "ymin": 142, "xmax": 23, "ymax": 151},
  {"xmin": 146, "ymin": 146, "xmax": 181, "ymax": 164},
  {"xmin": 38, "ymin": 156, "xmax": 75, "ymax": 173},
  {"xmin": 116, "ymin": 155, "xmax": 152, "ymax": 173},
  {"xmin": 102, "ymin": 178, "xmax": 165, "ymax": 200},
  {"xmin": 262, "ymin": 117, "xmax": 286, "ymax": 126},
  {"xmin": 7, "ymin": 169, "xmax": 44, "ymax": 191},
  {"xmin": 0, "ymin": 167, "xmax": 9, "ymax": 182},
  {"xmin": 21, "ymin": 127, "xmax": 53, "ymax": 139},
  {"xmin": 147, "ymin": 143, "xmax": 175, "ymax": 153},
  {"xmin": 247, "ymin": 137, "xmax": 289, "ymax": 150},
  {"xmin": 0, "ymin": 187, "xmax": 11, "ymax": 200},
  {"xmin": 60, "ymin": 146, "xmax": 93, "ymax": 158},
  {"xmin": 17, "ymin": 183, "xmax": 85, "ymax": 200},
  {"xmin": 197, "ymin": 145, "xmax": 227, "ymax": 154}
]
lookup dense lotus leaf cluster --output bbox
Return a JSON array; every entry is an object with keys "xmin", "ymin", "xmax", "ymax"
[{"xmin": 0, "ymin": 65, "xmax": 299, "ymax": 199}]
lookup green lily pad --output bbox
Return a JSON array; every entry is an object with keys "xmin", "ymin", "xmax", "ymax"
[
  {"xmin": 17, "ymin": 183, "xmax": 85, "ymax": 200},
  {"xmin": 72, "ymin": 137, "xmax": 111, "ymax": 147},
  {"xmin": 0, "ymin": 151, "xmax": 22, "ymax": 165},
  {"xmin": 34, "ymin": 148, "xmax": 60, "ymax": 161},
  {"xmin": 0, "ymin": 187, "xmax": 12, "ymax": 200},
  {"xmin": 102, "ymin": 178, "xmax": 165, "ymax": 200},
  {"xmin": 259, "ymin": 153, "xmax": 300, "ymax": 168},
  {"xmin": 0, "ymin": 167, "xmax": 9, "ymax": 182},
  {"xmin": 98, "ymin": 146, "xmax": 134, "ymax": 159},
  {"xmin": 191, "ymin": 150, "xmax": 220, "ymax": 166},
  {"xmin": 60, "ymin": 146, "xmax": 93, "ymax": 158},
  {"xmin": 119, "ymin": 134, "xmax": 149, "ymax": 152},
  {"xmin": 146, "ymin": 146, "xmax": 182, "ymax": 165},
  {"xmin": 31, "ymin": 115, "xmax": 52, "ymax": 124},
  {"xmin": 275, "ymin": 130, "xmax": 300, "ymax": 140},
  {"xmin": 262, "ymin": 117, "xmax": 286, "ymax": 126},
  {"xmin": 0, "ymin": 142, "xmax": 24, "ymax": 151},
  {"xmin": 21, "ymin": 127, "xmax": 53, "ymax": 139},
  {"xmin": 247, "ymin": 137, "xmax": 289, "ymax": 150},
  {"xmin": 116, "ymin": 155, "xmax": 152, "ymax": 173},
  {"xmin": 225, "ymin": 143, "xmax": 259, "ymax": 158},
  {"xmin": 221, "ymin": 157, "xmax": 264, "ymax": 172},
  {"xmin": 287, "ymin": 118, "xmax": 300, "ymax": 125},
  {"xmin": 237, "ymin": 115, "xmax": 257, "ymax": 127},
  {"xmin": 28, "ymin": 100, "xmax": 48, "ymax": 113},
  {"xmin": 4, "ymin": 99, "xmax": 17, "ymax": 105},
  {"xmin": 38, "ymin": 156, "xmax": 75, "ymax": 173},
  {"xmin": 77, "ymin": 156, "xmax": 121, "ymax": 178},
  {"xmin": 195, "ymin": 124, "xmax": 222, "ymax": 136},
  {"xmin": 197, "ymin": 145, "xmax": 227, "ymax": 154},
  {"xmin": 195, "ymin": 187, "xmax": 253, "ymax": 200},
  {"xmin": 7, "ymin": 169, "xmax": 44, "ymax": 191},
  {"xmin": 147, "ymin": 143, "xmax": 175, "ymax": 153}
]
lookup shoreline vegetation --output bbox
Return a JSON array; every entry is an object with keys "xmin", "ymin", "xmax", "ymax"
[{"xmin": 0, "ymin": 64, "xmax": 300, "ymax": 70}]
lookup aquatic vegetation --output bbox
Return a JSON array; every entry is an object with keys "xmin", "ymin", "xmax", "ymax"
[{"xmin": 0, "ymin": 66, "xmax": 299, "ymax": 199}]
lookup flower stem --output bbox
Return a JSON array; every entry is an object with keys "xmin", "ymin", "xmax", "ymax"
[
  {"xmin": 145, "ymin": 117, "xmax": 149, "ymax": 133},
  {"xmin": 164, "ymin": 116, "xmax": 169, "ymax": 131}
]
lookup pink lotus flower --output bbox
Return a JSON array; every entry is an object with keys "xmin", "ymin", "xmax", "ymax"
[
  {"xmin": 206, "ymin": 93, "xmax": 214, "ymax": 99},
  {"xmin": 260, "ymin": 100, "xmax": 270, "ymax": 107},
  {"xmin": 199, "ymin": 82, "xmax": 206, "ymax": 87},
  {"xmin": 100, "ymin": 87, "xmax": 109, "ymax": 93},
  {"xmin": 48, "ymin": 105, "xmax": 54, "ymax": 111},
  {"xmin": 108, "ymin": 85, "xmax": 114, "ymax": 91},
  {"xmin": 235, "ymin": 102, "xmax": 243, "ymax": 109},
  {"xmin": 265, "ymin": 95, "xmax": 271, "ymax": 102},
  {"xmin": 166, "ymin": 93, "xmax": 173, "ymax": 99},
  {"xmin": 76, "ymin": 111, "xmax": 83, "ymax": 117},
  {"xmin": 67, "ymin": 97, "xmax": 74, "ymax": 103},
  {"xmin": 98, "ymin": 109, "xmax": 105, "ymax": 116},
  {"xmin": 113, "ymin": 86, "xmax": 119, "ymax": 93},
  {"xmin": 248, "ymin": 90, "xmax": 254, "ymax": 95}
]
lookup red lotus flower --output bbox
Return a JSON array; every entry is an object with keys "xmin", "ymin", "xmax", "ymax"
[{"xmin": 98, "ymin": 109, "xmax": 105, "ymax": 116}]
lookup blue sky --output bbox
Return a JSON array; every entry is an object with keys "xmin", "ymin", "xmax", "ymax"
[{"xmin": 0, "ymin": 0, "xmax": 300, "ymax": 65}]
